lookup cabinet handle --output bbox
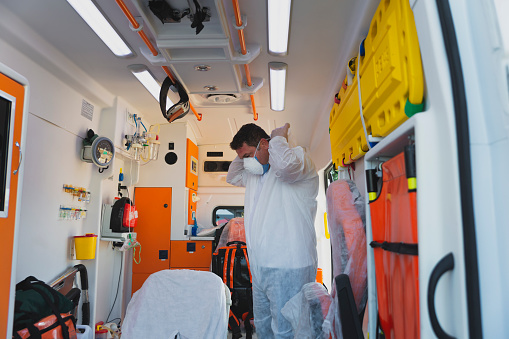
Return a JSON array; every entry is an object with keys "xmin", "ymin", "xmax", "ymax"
[
  {"xmin": 13, "ymin": 142, "xmax": 22, "ymax": 175},
  {"xmin": 164, "ymin": 204, "xmax": 168, "ymax": 208},
  {"xmin": 428, "ymin": 252, "xmax": 455, "ymax": 339}
]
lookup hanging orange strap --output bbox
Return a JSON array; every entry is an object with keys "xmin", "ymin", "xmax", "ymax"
[{"xmin": 229, "ymin": 248, "xmax": 237, "ymax": 289}]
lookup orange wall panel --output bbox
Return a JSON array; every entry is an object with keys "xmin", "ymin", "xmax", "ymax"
[
  {"xmin": 185, "ymin": 139, "xmax": 198, "ymax": 190},
  {"xmin": 133, "ymin": 187, "xmax": 172, "ymax": 274}
]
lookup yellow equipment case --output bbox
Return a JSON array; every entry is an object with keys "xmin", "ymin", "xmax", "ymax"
[{"xmin": 329, "ymin": 0, "xmax": 424, "ymax": 168}]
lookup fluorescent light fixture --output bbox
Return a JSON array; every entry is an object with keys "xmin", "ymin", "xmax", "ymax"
[
  {"xmin": 269, "ymin": 62, "xmax": 288, "ymax": 111},
  {"xmin": 268, "ymin": 0, "xmax": 292, "ymax": 55},
  {"xmin": 129, "ymin": 65, "xmax": 173, "ymax": 109},
  {"xmin": 67, "ymin": 0, "xmax": 133, "ymax": 57}
]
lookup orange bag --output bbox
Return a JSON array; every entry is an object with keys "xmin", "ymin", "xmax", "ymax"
[
  {"xmin": 367, "ymin": 145, "xmax": 419, "ymax": 338},
  {"xmin": 14, "ymin": 313, "xmax": 77, "ymax": 339}
]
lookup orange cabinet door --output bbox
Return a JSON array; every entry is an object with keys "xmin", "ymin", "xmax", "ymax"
[
  {"xmin": 0, "ymin": 71, "xmax": 26, "ymax": 337},
  {"xmin": 186, "ymin": 139, "xmax": 198, "ymax": 190},
  {"xmin": 170, "ymin": 241, "xmax": 212, "ymax": 268},
  {"xmin": 133, "ymin": 187, "xmax": 172, "ymax": 276}
]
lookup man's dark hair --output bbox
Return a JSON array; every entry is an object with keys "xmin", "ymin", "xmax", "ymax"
[{"xmin": 230, "ymin": 123, "xmax": 270, "ymax": 150}]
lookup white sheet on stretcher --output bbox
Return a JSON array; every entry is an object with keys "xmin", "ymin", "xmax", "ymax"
[{"xmin": 122, "ymin": 269, "xmax": 229, "ymax": 339}]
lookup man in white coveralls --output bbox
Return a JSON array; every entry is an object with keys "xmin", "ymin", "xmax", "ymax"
[{"xmin": 226, "ymin": 123, "xmax": 319, "ymax": 338}]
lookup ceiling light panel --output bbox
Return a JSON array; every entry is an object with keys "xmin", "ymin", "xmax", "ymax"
[
  {"xmin": 269, "ymin": 62, "xmax": 288, "ymax": 111},
  {"xmin": 67, "ymin": 0, "xmax": 133, "ymax": 57},
  {"xmin": 129, "ymin": 65, "xmax": 173, "ymax": 109},
  {"xmin": 268, "ymin": 0, "xmax": 292, "ymax": 55}
]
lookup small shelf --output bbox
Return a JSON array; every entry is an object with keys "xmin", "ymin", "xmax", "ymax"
[{"xmin": 365, "ymin": 116, "xmax": 416, "ymax": 162}]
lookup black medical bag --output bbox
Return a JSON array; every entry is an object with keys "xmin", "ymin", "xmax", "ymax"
[
  {"xmin": 13, "ymin": 276, "xmax": 77, "ymax": 339},
  {"xmin": 212, "ymin": 241, "xmax": 253, "ymax": 339}
]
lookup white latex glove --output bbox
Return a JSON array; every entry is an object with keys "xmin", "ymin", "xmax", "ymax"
[{"xmin": 271, "ymin": 123, "xmax": 290, "ymax": 140}]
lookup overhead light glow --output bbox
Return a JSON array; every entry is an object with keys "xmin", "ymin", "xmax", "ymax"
[
  {"xmin": 67, "ymin": 0, "xmax": 133, "ymax": 57},
  {"xmin": 269, "ymin": 62, "xmax": 287, "ymax": 111},
  {"xmin": 268, "ymin": 0, "xmax": 292, "ymax": 55},
  {"xmin": 129, "ymin": 66, "xmax": 173, "ymax": 110}
]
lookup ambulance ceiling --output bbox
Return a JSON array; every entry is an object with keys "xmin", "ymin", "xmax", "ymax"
[{"xmin": 0, "ymin": 0, "xmax": 378, "ymax": 152}]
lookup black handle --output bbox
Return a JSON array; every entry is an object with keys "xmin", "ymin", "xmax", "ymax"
[
  {"xmin": 428, "ymin": 252, "xmax": 456, "ymax": 339},
  {"xmin": 74, "ymin": 264, "xmax": 90, "ymax": 325}
]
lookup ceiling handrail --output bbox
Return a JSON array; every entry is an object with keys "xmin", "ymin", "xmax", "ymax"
[
  {"xmin": 115, "ymin": 0, "xmax": 202, "ymax": 121},
  {"xmin": 232, "ymin": 0, "xmax": 258, "ymax": 121}
]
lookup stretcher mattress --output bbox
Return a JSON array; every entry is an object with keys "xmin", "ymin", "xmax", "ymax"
[{"xmin": 122, "ymin": 269, "xmax": 230, "ymax": 339}]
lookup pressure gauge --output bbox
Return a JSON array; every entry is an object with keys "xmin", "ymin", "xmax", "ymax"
[{"xmin": 81, "ymin": 130, "xmax": 115, "ymax": 170}]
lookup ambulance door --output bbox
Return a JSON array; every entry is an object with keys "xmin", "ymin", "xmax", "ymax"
[{"xmin": 0, "ymin": 64, "xmax": 28, "ymax": 338}]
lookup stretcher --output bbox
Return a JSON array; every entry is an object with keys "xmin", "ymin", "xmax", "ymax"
[
  {"xmin": 122, "ymin": 269, "xmax": 232, "ymax": 339},
  {"xmin": 366, "ymin": 145, "xmax": 419, "ymax": 338}
]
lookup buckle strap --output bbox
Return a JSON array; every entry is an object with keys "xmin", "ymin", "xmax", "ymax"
[{"xmin": 370, "ymin": 241, "xmax": 418, "ymax": 256}]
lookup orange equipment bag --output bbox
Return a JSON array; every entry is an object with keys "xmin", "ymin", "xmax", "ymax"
[
  {"xmin": 212, "ymin": 241, "xmax": 253, "ymax": 339},
  {"xmin": 366, "ymin": 144, "xmax": 419, "ymax": 338},
  {"xmin": 14, "ymin": 313, "xmax": 77, "ymax": 339}
]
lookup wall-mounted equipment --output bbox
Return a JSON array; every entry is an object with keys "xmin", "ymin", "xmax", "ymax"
[
  {"xmin": 100, "ymin": 197, "xmax": 137, "ymax": 241},
  {"xmin": 81, "ymin": 129, "xmax": 114, "ymax": 172},
  {"xmin": 125, "ymin": 116, "xmax": 161, "ymax": 162}
]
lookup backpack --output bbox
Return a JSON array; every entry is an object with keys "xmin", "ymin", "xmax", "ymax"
[
  {"xmin": 13, "ymin": 276, "xmax": 77, "ymax": 339},
  {"xmin": 212, "ymin": 241, "xmax": 253, "ymax": 339}
]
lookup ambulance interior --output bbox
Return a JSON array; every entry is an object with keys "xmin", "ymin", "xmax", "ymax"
[{"xmin": 1, "ymin": 0, "xmax": 508, "ymax": 338}]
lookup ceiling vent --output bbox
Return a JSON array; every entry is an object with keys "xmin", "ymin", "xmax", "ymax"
[{"xmin": 206, "ymin": 94, "xmax": 241, "ymax": 103}]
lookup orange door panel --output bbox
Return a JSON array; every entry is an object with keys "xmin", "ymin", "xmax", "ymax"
[
  {"xmin": 170, "ymin": 241, "xmax": 212, "ymax": 268},
  {"xmin": 0, "ymin": 72, "xmax": 25, "ymax": 337},
  {"xmin": 133, "ymin": 187, "xmax": 172, "ymax": 274},
  {"xmin": 185, "ymin": 139, "xmax": 198, "ymax": 190}
]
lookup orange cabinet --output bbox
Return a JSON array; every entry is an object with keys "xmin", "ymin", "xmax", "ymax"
[
  {"xmin": 170, "ymin": 240, "xmax": 212, "ymax": 269},
  {"xmin": 132, "ymin": 187, "xmax": 172, "ymax": 293},
  {"xmin": 186, "ymin": 139, "xmax": 198, "ymax": 190}
]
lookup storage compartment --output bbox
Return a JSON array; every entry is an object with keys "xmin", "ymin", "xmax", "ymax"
[{"xmin": 170, "ymin": 240, "xmax": 212, "ymax": 268}]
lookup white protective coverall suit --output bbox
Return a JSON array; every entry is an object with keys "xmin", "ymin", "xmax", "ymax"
[{"xmin": 226, "ymin": 135, "xmax": 319, "ymax": 338}]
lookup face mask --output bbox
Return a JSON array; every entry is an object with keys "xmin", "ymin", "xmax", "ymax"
[
  {"xmin": 244, "ymin": 157, "xmax": 264, "ymax": 175},
  {"xmin": 244, "ymin": 140, "xmax": 270, "ymax": 175}
]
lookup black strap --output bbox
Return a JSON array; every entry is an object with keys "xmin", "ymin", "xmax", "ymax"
[{"xmin": 370, "ymin": 241, "xmax": 418, "ymax": 256}]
